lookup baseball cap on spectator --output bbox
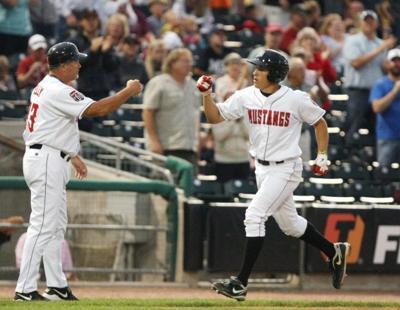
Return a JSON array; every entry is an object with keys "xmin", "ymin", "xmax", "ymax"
[
  {"xmin": 291, "ymin": 3, "xmax": 307, "ymax": 16},
  {"xmin": 359, "ymin": 10, "xmax": 378, "ymax": 21},
  {"xmin": 210, "ymin": 24, "xmax": 225, "ymax": 35},
  {"xmin": 123, "ymin": 34, "xmax": 140, "ymax": 45},
  {"xmin": 265, "ymin": 23, "xmax": 284, "ymax": 33},
  {"xmin": 224, "ymin": 52, "xmax": 243, "ymax": 66},
  {"xmin": 28, "ymin": 34, "xmax": 47, "ymax": 51},
  {"xmin": 387, "ymin": 48, "xmax": 400, "ymax": 61}
]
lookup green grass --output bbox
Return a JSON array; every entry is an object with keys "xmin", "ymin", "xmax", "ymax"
[{"xmin": 1, "ymin": 299, "xmax": 400, "ymax": 309}]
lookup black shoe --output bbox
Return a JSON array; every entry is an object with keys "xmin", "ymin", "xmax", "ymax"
[
  {"xmin": 43, "ymin": 287, "xmax": 78, "ymax": 301},
  {"xmin": 329, "ymin": 242, "xmax": 350, "ymax": 289},
  {"xmin": 212, "ymin": 276, "xmax": 247, "ymax": 301},
  {"xmin": 14, "ymin": 291, "xmax": 48, "ymax": 301}
]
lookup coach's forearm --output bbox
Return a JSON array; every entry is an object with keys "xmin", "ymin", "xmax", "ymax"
[
  {"xmin": 84, "ymin": 88, "xmax": 135, "ymax": 117},
  {"xmin": 203, "ymin": 93, "xmax": 224, "ymax": 124}
]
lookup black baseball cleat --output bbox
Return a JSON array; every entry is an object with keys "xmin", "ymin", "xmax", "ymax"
[
  {"xmin": 212, "ymin": 276, "xmax": 247, "ymax": 301},
  {"xmin": 42, "ymin": 287, "xmax": 78, "ymax": 301},
  {"xmin": 14, "ymin": 291, "xmax": 48, "ymax": 301},
  {"xmin": 329, "ymin": 242, "xmax": 350, "ymax": 289}
]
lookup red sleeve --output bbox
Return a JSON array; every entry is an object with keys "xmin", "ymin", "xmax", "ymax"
[
  {"xmin": 17, "ymin": 57, "xmax": 32, "ymax": 75},
  {"xmin": 321, "ymin": 57, "xmax": 337, "ymax": 85},
  {"xmin": 279, "ymin": 28, "xmax": 297, "ymax": 54}
]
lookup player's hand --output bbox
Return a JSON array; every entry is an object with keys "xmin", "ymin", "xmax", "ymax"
[
  {"xmin": 70, "ymin": 155, "xmax": 88, "ymax": 180},
  {"xmin": 196, "ymin": 75, "xmax": 213, "ymax": 95},
  {"xmin": 312, "ymin": 152, "xmax": 328, "ymax": 176},
  {"xmin": 149, "ymin": 140, "xmax": 164, "ymax": 155},
  {"xmin": 126, "ymin": 79, "xmax": 143, "ymax": 96}
]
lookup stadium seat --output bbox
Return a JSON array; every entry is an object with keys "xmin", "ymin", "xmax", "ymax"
[
  {"xmin": 223, "ymin": 178, "xmax": 257, "ymax": 198},
  {"xmin": 352, "ymin": 146, "xmax": 375, "ymax": 164},
  {"xmin": 91, "ymin": 123, "xmax": 114, "ymax": 137},
  {"xmin": 332, "ymin": 162, "xmax": 371, "ymax": 180},
  {"xmin": 343, "ymin": 180, "xmax": 383, "ymax": 199},
  {"xmin": 325, "ymin": 112, "xmax": 346, "ymax": 129},
  {"xmin": 349, "ymin": 129, "xmax": 375, "ymax": 147},
  {"xmin": 304, "ymin": 182, "xmax": 344, "ymax": 198},
  {"xmin": 328, "ymin": 130, "xmax": 345, "ymax": 145},
  {"xmin": 328, "ymin": 145, "xmax": 350, "ymax": 162},
  {"xmin": 192, "ymin": 178, "xmax": 228, "ymax": 202},
  {"xmin": 371, "ymin": 165, "xmax": 400, "ymax": 182},
  {"xmin": 0, "ymin": 90, "xmax": 20, "ymax": 100}
]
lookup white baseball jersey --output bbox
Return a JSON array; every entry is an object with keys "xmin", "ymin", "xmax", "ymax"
[
  {"xmin": 23, "ymin": 75, "xmax": 94, "ymax": 156},
  {"xmin": 216, "ymin": 85, "xmax": 325, "ymax": 161}
]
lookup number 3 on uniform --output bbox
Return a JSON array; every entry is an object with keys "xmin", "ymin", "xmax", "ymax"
[{"xmin": 27, "ymin": 103, "xmax": 39, "ymax": 132}]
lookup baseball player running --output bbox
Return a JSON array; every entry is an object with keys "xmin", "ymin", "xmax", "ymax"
[
  {"xmin": 14, "ymin": 42, "xmax": 142, "ymax": 301},
  {"xmin": 196, "ymin": 49, "xmax": 350, "ymax": 301}
]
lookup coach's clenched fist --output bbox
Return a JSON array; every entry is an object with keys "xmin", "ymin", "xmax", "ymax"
[
  {"xmin": 196, "ymin": 75, "xmax": 213, "ymax": 95},
  {"xmin": 126, "ymin": 79, "xmax": 143, "ymax": 96},
  {"xmin": 312, "ymin": 152, "xmax": 329, "ymax": 176}
]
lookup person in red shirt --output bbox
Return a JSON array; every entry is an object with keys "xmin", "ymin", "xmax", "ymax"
[
  {"xmin": 17, "ymin": 34, "xmax": 48, "ymax": 92},
  {"xmin": 280, "ymin": 4, "xmax": 308, "ymax": 54}
]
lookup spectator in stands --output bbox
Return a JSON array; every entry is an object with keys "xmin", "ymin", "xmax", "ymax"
[
  {"xmin": 16, "ymin": 34, "xmax": 48, "ymax": 97},
  {"xmin": 212, "ymin": 53, "xmax": 250, "ymax": 182},
  {"xmin": 304, "ymin": 0, "xmax": 322, "ymax": 30},
  {"xmin": 0, "ymin": 216, "xmax": 24, "ymax": 248},
  {"xmin": 370, "ymin": 48, "xmax": 400, "ymax": 166},
  {"xmin": 0, "ymin": 0, "xmax": 32, "ymax": 56},
  {"xmin": 146, "ymin": 0, "xmax": 167, "ymax": 38},
  {"xmin": 181, "ymin": 15, "xmax": 201, "ymax": 52},
  {"xmin": 116, "ymin": 35, "xmax": 148, "ymax": 88},
  {"xmin": 291, "ymin": 27, "xmax": 337, "ymax": 86},
  {"xmin": 319, "ymin": 14, "xmax": 347, "ymax": 75},
  {"xmin": 280, "ymin": 3, "xmax": 308, "ymax": 54},
  {"xmin": 142, "ymin": 48, "xmax": 201, "ymax": 168},
  {"xmin": 343, "ymin": 10, "xmax": 397, "ymax": 145},
  {"xmin": 209, "ymin": 0, "xmax": 232, "ymax": 23},
  {"xmin": 119, "ymin": 0, "xmax": 154, "ymax": 42},
  {"xmin": 15, "ymin": 232, "xmax": 77, "ymax": 281},
  {"xmin": 248, "ymin": 23, "xmax": 285, "ymax": 60},
  {"xmin": 144, "ymin": 39, "xmax": 166, "ymax": 79},
  {"xmin": 343, "ymin": 0, "xmax": 364, "ymax": 34},
  {"xmin": 262, "ymin": 0, "xmax": 290, "ymax": 26},
  {"xmin": 0, "ymin": 56, "xmax": 18, "ymax": 95},
  {"xmin": 193, "ymin": 25, "xmax": 232, "ymax": 78},
  {"xmin": 29, "ymin": 0, "xmax": 58, "ymax": 41}
]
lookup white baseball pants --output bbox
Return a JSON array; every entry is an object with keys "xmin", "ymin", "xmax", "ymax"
[
  {"xmin": 245, "ymin": 158, "xmax": 307, "ymax": 238},
  {"xmin": 16, "ymin": 145, "xmax": 70, "ymax": 293}
]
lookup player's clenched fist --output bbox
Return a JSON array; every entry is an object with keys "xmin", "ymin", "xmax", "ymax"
[
  {"xmin": 312, "ymin": 152, "xmax": 328, "ymax": 176},
  {"xmin": 196, "ymin": 75, "xmax": 213, "ymax": 94},
  {"xmin": 126, "ymin": 79, "xmax": 143, "ymax": 96}
]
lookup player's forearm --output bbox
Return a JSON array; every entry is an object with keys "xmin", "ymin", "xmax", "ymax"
[
  {"xmin": 313, "ymin": 118, "xmax": 329, "ymax": 154},
  {"xmin": 203, "ymin": 94, "xmax": 224, "ymax": 124},
  {"xmin": 351, "ymin": 46, "xmax": 383, "ymax": 69}
]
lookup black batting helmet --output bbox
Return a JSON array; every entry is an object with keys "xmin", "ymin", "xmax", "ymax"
[
  {"xmin": 247, "ymin": 49, "xmax": 289, "ymax": 83},
  {"xmin": 47, "ymin": 42, "xmax": 87, "ymax": 68}
]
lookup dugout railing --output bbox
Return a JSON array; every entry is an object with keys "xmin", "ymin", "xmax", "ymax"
[{"xmin": 0, "ymin": 177, "xmax": 179, "ymax": 281}]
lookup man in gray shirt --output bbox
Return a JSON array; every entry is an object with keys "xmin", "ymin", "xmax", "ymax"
[{"xmin": 343, "ymin": 10, "xmax": 396, "ymax": 145}]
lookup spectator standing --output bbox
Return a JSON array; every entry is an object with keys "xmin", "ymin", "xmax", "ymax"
[
  {"xmin": 248, "ymin": 23, "xmax": 285, "ymax": 60},
  {"xmin": 319, "ymin": 13, "xmax": 347, "ymax": 75},
  {"xmin": 144, "ymin": 39, "xmax": 166, "ymax": 79},
  {"xmin": 0, "ymin": 55, "xmax": 18, "ymax": 94},
  {"xmin": 369, "ymin": 48, "xmax": 400, "ymax": 166},
  {"xmin": 29, "ymin": 0, "xmax": 58, "ymax": 41},
  {"xmin": 193, "ymin": 26, "xmax": 232, "ymax": 78},
  {"xmin": 116, "ymin": 35, "xmax": 148, "ymax": 88},
  {"xmin": 279, "ymin": 4, "xmax": 308, "ymax": 54},
  {"xmin": 343, "ymin": 10, "xmax": 396, "ymax": 145},
  {"xmin": 212, "ymin": 52, "xmax": 250, "ymax": 182},
  {"xmin": 0, "ymin": 0, "xmax": 33, "ymax": 56},
  {"xmin": 16, "ymin": 34, "xmax": 48, "ymax": 95},
  {"xmin": 146, "ymin": 0, "xmax": 167, "ymax": 38},
  {"xmin": 142, "ymin": 48, "xmax": 201, "ymax": 168}
]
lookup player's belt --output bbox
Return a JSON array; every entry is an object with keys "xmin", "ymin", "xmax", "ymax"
[
  {"xmin": 29, "ymin": 144, "xmax": 71, "ymax": 162},
  {"xmin": 257, "ymin": 159, "xmax": 284, "ymax": 166}
]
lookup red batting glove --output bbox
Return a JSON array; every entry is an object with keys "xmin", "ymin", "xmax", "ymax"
[
  {"xmin": 196, "ymin": 75, "xmax": 213, "ymax": 95},
  {"xmin": 312, "ymin": 152, "xmax": 329, "ymax": 176}
]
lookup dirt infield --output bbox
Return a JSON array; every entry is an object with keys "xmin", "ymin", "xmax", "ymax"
[{"xmin": 1, "ymin": 284, "xmax": 400, "ymax": 303}]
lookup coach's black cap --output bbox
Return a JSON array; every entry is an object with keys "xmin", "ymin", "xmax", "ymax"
[{"xmin": 47, "ymin": 42, "xmax": 87, "ymax": 68}]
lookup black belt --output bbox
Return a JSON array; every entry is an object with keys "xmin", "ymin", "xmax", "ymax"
[
  {"xmin": 257, "ymin": 159, "xmax": 284, "ymax": 166},
  {"xmin": 29, "ymin": 144, "xmax": 71, "ymax": 162}
]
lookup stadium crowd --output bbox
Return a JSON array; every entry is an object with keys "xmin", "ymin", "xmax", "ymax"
[{"xmin": 0, "ymin": 0, "xmax": 400, "ymax": 181}]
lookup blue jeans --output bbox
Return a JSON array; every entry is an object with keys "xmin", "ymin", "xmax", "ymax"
[{"xmin": 377, "ymin": 140, "xmax": 400, "ymax": 166}]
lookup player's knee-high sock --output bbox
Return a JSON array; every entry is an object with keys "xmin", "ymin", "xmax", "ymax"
[
  {"xmin": 237, "ymin": 237, "xmax": 264, "ymax": 286},
  {"xmin": 299, "ymin": 221, "xmax": 335, "ymax": 259}
]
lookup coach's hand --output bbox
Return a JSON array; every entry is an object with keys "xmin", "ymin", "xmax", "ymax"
[
  {"xmin": 126, "ymin": 79, "xmax": 143, "ymax": 97},
  {"xmin": 312, "ymin": 152, "xmax": 328, "ymax": 176},
  {"xmin": 71, "ymin": 155, "xmax": 88, "ymax": 180},
  {"xmin": 196, "ymin": 75, "xmax": 213, "ymax": 95}
]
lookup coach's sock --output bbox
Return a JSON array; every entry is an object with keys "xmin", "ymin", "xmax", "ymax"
[
  {"xmin": 299, "ymin": 222, "xmax": 335, "ymax": 259},
  {"xmin": 237, "ymin": 237, "xmax": 264, "ymax": 286}
]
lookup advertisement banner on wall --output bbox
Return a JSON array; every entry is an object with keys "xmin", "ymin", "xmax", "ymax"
[{"xmin": 305, "ymin": 206, "xmax": 400, "ymax": 273}]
